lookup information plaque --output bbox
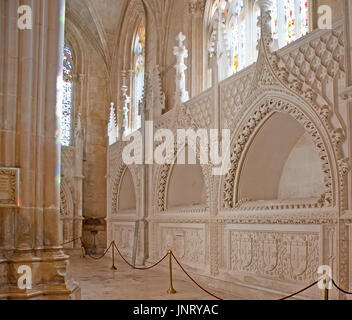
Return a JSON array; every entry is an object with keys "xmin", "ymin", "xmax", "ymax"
[{"xmin": 0, "ymin": 168, "xmax": 19, "ymax": 207}]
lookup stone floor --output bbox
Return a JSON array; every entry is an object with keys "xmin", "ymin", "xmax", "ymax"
[{"xmin": 68, "ymin": 254, "xmax": 242, "ymax": 300}]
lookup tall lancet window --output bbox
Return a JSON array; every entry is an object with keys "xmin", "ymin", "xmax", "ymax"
[
  {"xmin": 271, "ymin": 0, "xmax": 310, "ymax": 49},
  {"xmin": 133, "ymin": 26, "xmax": 145, "ymax": 131},
  {"xmin": 226, "ymin": 0, "xmax": 246, "ymax": 73},
  {"xmin": 208, "ymin": 0, "xmax": 260, "ymax": 80},
  {"xmin": 61, "ymin": 44, "xmax": 74, "ymax": 146}
]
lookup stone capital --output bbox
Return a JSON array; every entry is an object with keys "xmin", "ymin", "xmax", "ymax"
[
  {"xmin": 188, "ymin": 0, "xmax": 206, "ymax": 16},
  {"xmin": 255, "ymin": 0, "xmax": 273, "ymax": 10}
]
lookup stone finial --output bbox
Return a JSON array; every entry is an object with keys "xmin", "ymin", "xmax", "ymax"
[
  {"xmin": 173, "ymin": 32, "xmax": 189, "ymax": 106},
  {"xmin": 108, "ymin": 102, "xmax": 117, "ymax": 145},
  {"xmin": 118, "ymin": 86, "xmax": 130, "ymax": 139}
]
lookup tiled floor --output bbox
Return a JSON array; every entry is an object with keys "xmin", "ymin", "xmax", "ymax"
[{"xmin": 68, "ymin": 254, "xmax": 241, "ymax": 300}]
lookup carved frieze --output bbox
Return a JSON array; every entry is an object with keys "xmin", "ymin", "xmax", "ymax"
[
  {"xmin": 113, "ymin": 224, "xmax": 135, "ymax": 257},
  {"xmin": 228, "ymin": 229, "xmax": 320, "ymax": 282},
  {"xmin": 159, "ymin": 224, "xmax": 205, "ymax": 266}
]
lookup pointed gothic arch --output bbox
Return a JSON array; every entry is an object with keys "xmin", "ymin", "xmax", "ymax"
[
  {"xmin": 118, "ymin": 167, "xmax": 137, "ymax": 212},
  {"xmin": 221, "ymin": 91, "xmax": 340, "ymax": 211},
  {"xmin": 154, "ymin": 139, "xmax": 211, "ymax": 213},
  {"xmin": 166, "ymin": 147, "xmax": 207, "ymax": 210},
  {"xmin": 237, "ymin": 111, "xmax": 325, "ymax": 202},
  {"xmin": 111, "ymin": 163, "xmax": 140, "ymax": 214}
]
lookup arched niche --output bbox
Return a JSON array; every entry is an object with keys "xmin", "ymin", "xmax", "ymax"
[
  {"xmin": 118, "ymin": 168, "xmax": 137, "ymax": 212},
  {"xmin": 238, "ymin": 112, "xmax": 324, "ymax": 202},
  {"xmin": 166, "ymin": 147, "xmax": 206, "ymax": 210}
]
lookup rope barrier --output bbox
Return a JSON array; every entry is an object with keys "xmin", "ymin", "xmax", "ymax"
[
  {"xmin": 278, "ymin": 280, "xmax": 319, "ymax": 300},
  {"xmin": 60, "ymin": 236, "xmax": 82, "ymax": 246},
  {"xmin": 171, "ymin": 252, "xmax": 224, "ymax": 300},
  {"xmin": 332, "ymin": 279, "xmax": 352, "ymax": 295},
  {"xmin": 62, "ymin": 236, "xmax": 352, "ymax": 300},
  {"xmin": 113, "ymin": 242, "xmax": 168, "ymax": 270},
  {"xmin": 81, "ymin": 240, "xmax": 113, "ymax": 260}
]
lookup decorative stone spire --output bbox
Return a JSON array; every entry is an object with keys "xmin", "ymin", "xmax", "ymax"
[
  {"xmin": 151, "ymin": 65, "xmax": 166, "ymax": 118},
  {"xmin": 108, "ymin": 102, "xmax": 117, "ymax": 145},
  {"xmin": 118, "ymin": 85, "xmax": 130, "ymax": 139},
  {"xmin": 173, "ymin": 32, "xmax": 189, "ymax": 106}
]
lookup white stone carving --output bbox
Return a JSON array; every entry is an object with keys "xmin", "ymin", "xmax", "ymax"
[
  {"xmin": 185, "ymin": 89, "xmax": 213, "ymax": 128},
  {"xmin": 118, "ymin": 85, "xmax": 131, "ymax": 139},
  {"xmin": 159, "ymin": 224, "xmax": 205, "ymax": 267},
  {"xmin": 226, "ymin": 225, "xmax": 320, "ymax": 282},
  {"xmin": 173, "ymin": 32, "xmax": 189, "ymax": 106},
  {"xmin": 108, "ymin": 102, "xmax": 118, "ymax": 145},
  {"xmin": 146, "ymin": 65, "xmax": 166, "ymax": 119},
  {"xmin": 106, "ymin": 6, "xmax": 350, "ymax": 298}
]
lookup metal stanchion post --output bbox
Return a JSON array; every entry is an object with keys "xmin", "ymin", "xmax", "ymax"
[
  {"xmin": 167, "ymin": 250, "xmax": 176, "ymax": 294},
  {"xmin": 111, "ymin": 240, "xmax": 117, "ymax": 270},
  {"xmin": 324, "ymin": 278, "xmax": 329, "ymax": 300}
]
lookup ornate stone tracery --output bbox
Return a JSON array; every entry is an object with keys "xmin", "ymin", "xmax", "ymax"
[
  {"xmin": 104, "ymin": 0, "xmax": 352, "ymax": 300},
  {"xmin": 221, "ymin": 96, "xmax": 336, "ymax": 210}
]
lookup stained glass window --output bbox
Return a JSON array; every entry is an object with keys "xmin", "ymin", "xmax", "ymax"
[
  {"xmin": 271, "ymin": 0, "xmax": 278, "ymax": 40},
  {"xmin": 285, "ymin": 0, "xmax": 296, "ymax": 43},
  {"xmin": 61, "ymin": 44, "xmax": 73, "ymax": 146},
  {"xmin": 209, "ymin": 0, "xmax": 260, "ymax": 79},
  {"xmin": 271, "ymin": 0, "xmax": 309, "ymax": 48},
  {"xmin": 299, "ymin": 0, "xmax": 309, "ymax": 37},
  {"xmin": 228, "ymin": 0, "xmax": 245, "ymax": 73},
  {"xmin": 133, "ymin": 26, "xmax": 145, "ymax": 131}
]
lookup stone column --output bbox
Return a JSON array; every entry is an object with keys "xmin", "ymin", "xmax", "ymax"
[
  {"xmin": 0, "ymin": 0, "xmax": 80, "ymax": 299},
  {"xmin": 73, "ymin": 113, "xmax": 84, "ymax": 250},
  {"xmin": 173, "ymin": 32, "xmax": 190, "ymax": 106},
  {"xmin": 187, "ymin": 0, "xmax": 205, "ymax": 97}
]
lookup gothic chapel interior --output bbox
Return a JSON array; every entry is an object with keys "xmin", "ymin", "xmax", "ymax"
[{"xmin": 1, "ymin": 0, "xmax": 352, "ymax": 301}]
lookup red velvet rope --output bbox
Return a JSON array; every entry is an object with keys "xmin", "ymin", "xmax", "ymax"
[
  {"xmin": 278, "ymin": 280, "xmax": 319, "ymax": 300},
  {"xmin": 62, "ymin": 237, "xmax": 343, "ymax": 301},
  {"xmin": 113, "ymin": 242, "xmax": 168, "ymax": 270},
  {"xmin": 60, "ymin": 236, "xmax": 82, "ymax": 246},
  {"xmin": 332, "ymin": 279, "xmax": 352, "ymax": 295},
  {"xmin": 171, "ymin": 252, "xmax": 224, "ymax": 300},
  {"xmin": 82, "ymin": 241, "xmax": 113, "ymax": 260}
]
